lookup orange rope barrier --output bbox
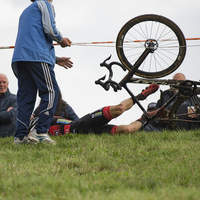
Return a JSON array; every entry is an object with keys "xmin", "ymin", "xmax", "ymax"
[{"xmin": 0, "ymin": 38, "xmax": 200, "ymax": 50}]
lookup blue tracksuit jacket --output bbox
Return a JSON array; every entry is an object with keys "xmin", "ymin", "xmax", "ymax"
[{"xmin": 12, "ymin": 0, "xmax": 63, "ymax": 76}]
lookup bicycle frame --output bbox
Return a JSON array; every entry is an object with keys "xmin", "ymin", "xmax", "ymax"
[
  {"xmin": 118, "ymin": 45, "xmax": 155, "ymax": 87},
  {"xmin": 95, "ymin": 55, "xmax": 200, "ymax": 130}
]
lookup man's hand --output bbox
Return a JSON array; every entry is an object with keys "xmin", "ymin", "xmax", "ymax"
[
  {"xmin": 57, "ymin": 57, "xmax": 73, "ymax": 69},
  {"xmin": 188, "ymin": 107, "xmax": 198, "ymax": 118},
  {"xmin": 7, "ymin": 107, "xmax": 13, "ymax": 112},
  {"xmin": 60, "ymin": 38, "xmax": 72, "ymax": 47},
  {"xmin": 30, "ymin": 113, "xmax": 35, "ymax": 120}
]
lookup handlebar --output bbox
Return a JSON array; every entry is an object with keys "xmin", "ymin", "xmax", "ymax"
[{"xmin": 95, "ymin": 55, "xmax": 126, "ymax": 92}]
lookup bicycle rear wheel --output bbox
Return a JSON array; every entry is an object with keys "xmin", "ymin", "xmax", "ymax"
[
  {"xmin": 116, "ymin": 14, "xmax": 186, "ymax": 78},
  {"xmin": 169, "ymin": 95, "xmax": 200, "ymax": 130}
]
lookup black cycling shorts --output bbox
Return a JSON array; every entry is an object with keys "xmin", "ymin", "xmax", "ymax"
[{"xmin": 49, "ymin": 107, "xmax": 116, "ymax": 135}]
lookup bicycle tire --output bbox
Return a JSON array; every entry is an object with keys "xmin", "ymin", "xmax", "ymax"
[
  {"xmin": 169, "ymin": 95, "xmax": 200, "ymax": 130},
  {"xmin": 116, "ymin": 14, "xmax": 186, "ymax": 78}
]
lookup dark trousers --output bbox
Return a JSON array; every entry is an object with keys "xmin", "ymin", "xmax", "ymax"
[{"xmin": 15, "ymin": 61, "xmax": 59, "ymax": 137}]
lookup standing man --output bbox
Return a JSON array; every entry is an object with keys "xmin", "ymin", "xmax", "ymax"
[
  {"xmin": 12, "ymin": 0, "xmax": 73, "ymax": 145},
  {"xmin": 0, "ymin": 74, "xmax": 17, "ymax": 138}
]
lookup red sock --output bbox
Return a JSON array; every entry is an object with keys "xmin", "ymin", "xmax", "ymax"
[
  {"xmin": 111, "ymin": 126, "xmax": 118, "ymax": 134},
  {"xmin": 103, "ymin": 106, "xmax": 113, "ymax": 120}
]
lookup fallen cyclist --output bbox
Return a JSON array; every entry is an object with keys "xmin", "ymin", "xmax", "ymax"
[{"xmin": 39, "ymin": 84, "xmax": 163, "ymax": 138}]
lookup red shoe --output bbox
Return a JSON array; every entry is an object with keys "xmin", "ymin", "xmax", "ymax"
[
  {"xmin": 148, "ymin": 108, "xmax": 167, "ymax": 118},
  {"xmin": 141, "ymin": 84, "xmax": 159, "ymax": 99}
]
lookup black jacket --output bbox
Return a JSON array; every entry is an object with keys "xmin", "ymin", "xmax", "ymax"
[
  {"xmin": 156, "ymin": 89, "xmax": 175, "ymax": 110},
  {"xmin": 0, "ymin": 89, "xmax": 17, "ymax": 137},
  {"xmin": 156, "ymin": 89, "xmax": 198, "ymax": 130}
]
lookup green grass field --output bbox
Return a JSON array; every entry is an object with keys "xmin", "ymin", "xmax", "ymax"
[{"xmin": 1, "ymin": 130, "xmax": 200, "ymax": 200}]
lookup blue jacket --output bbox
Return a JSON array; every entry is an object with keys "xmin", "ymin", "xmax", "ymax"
[
  {"xmin": 61, "ymin": 104, "xmax": 79, "ymax": 121},
  {"xmin": 0, "ymin": 89, "xmax": 17, "ymax": 137},
  {"xmin": 12, "ymin": 0, "xmax": 63, "ymax": 77}
]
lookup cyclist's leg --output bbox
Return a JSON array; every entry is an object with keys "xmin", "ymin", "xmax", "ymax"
[
  {"xmin": 112, "ymin": 107, "xmax": 165, "ymax": 134},
  {"xmin": 114, "ymin": 121, "xmax": 142, "ymax": 134},
  {"xmin": 109, "ymin": 98, "xmax": 134, "ymax": 119},
  {"xmin": 109, "ymin": 84, "xmax": 159, "ymax": 118}
]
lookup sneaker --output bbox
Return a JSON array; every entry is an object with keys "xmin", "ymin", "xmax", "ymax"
[
  {"xmin": 28, "ymin": 129, "xmax": 56, "ymax": 145},
  {"xmin": 148, "ymin": 108, "xmax": 168, "ymax": 118},
  {"xmin": 14, "ymin": 136, "xmax": 34, "ymax": 145},
  {"xmin": 141, "ymin": 84, "xmax": 159, "ymax": 99}
]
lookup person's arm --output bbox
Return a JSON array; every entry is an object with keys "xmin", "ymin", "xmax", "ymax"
[
  {"xmin": 37, "ymin": 1, "xmax": 63, "ymax": 43},
  {"xmin": 156, "ymin": 90, "xmax": 165, "ymax": 109},
  {"xmin": 37, "ymin": 1, "xmax": 72, "ymax": 48},
  {"xmin": 65, "ymin": 104, "xmax": 79, "ymax": 121},
  {"xmin": 156, "ymin": 99, "xmax": 162, "ymax": 109},
  {"xmin": 0, "ymin": 99, "xmax": 17, "ymax": 123}
]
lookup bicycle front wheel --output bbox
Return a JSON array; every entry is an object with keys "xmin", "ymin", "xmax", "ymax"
[
  {"xmin": 116, "ymin": 14, "xmax": 186, "ymax": 78},
  {"xmin": 169, "ymin": 95, "xmax": 200, "ymax": 130}
]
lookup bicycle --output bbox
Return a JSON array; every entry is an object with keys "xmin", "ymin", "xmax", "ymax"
[{"xmin": 95, "ymin": 14, "xmax": 200, "ymax": 131}]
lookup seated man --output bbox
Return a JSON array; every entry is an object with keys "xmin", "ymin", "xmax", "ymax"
[
  {"xmin": 32, "ymin": 84, "xmax": 162, "ymax": 137},
  {"xmin": 156, "ymin": 73, "xmax": 186, "ymax": 110},
  {"xmin": 155, "ymin": 73, "xmax": 199, "ymax": 130},
  {"xmin": 143, "ymin": 102, "xmax": 163, "ymax": 132},
  {"xmin": 141, "ymin": 73, "xmax": 200, "ymax": 132},
  {"xmin": 0, "ymin": 73, "xmax": 17, "ymax": 137}
]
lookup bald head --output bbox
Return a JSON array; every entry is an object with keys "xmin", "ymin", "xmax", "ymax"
[
  {"xmin": 173, "ymin": 73, "xmax": 186, "ymax": 81},
  {"xmin": 0, "ymin": 74, "xmax": 9, "ymax": 97},
  {"xmin": 171, "ymin": 73, "xmax": 186, "ymax": 94}
]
